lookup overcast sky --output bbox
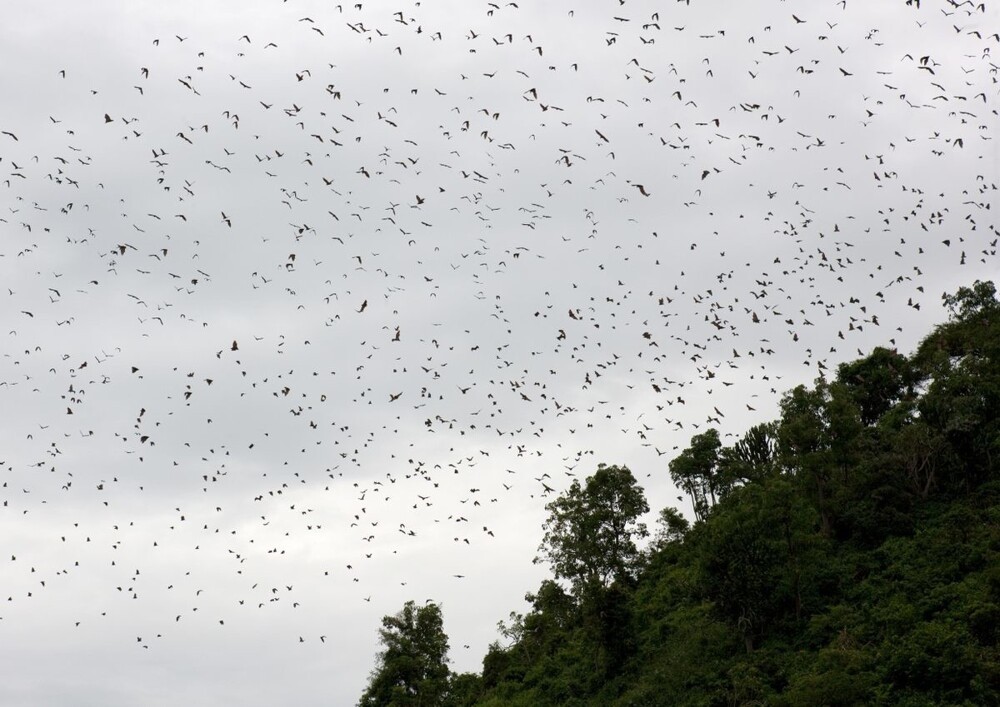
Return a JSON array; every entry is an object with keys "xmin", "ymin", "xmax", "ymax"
[{"xmin": 1, "ymin": 0, "xmax": 997, "ymax": 704}]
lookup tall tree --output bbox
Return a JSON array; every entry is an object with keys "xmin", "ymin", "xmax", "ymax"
[
  {"xmin": 534, "ymin": 464, "xmax": 650, "ymax": 682},
  {"xmin": 669, "ymin": 428, "xmax": 723, "ymax": 521},
  {"xmin": 652, "ymin": 506, "xmax": 690, "ymax": 548},
  {"xmin": 716, "ymin": 422, "xmax": 779, "ymax": 491},
  {"xmin": 359, "ymin": 600, "xmax": 451, "ymax": 707},
  {"xmin": 913, "ymin": 280, "xmax": 1000, "ymax": 487},
  {"xmin": 776, "ymin": 382, "xmax": 863, "ymax": 536},
  {"xmin": 534, "ymin": 464, "xmax": 649, "ymax": 596},
  {"xmin": 837, "ymin": 347, "xmax": 917, "ymax": 426}
]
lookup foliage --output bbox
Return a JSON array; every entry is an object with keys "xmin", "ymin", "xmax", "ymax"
[
  {"xmin": 651, "ymin": 506, "xmax": 689, "ymax": 548},
  {"xmin": 668, "ymin": 428, "xmax": 723, "ymax": 521},
  {"xmin": 359, "ymin": 601, "xmax": 451, "ymax": 707},
  {"xmin": 534, "ymin": 463, "xmax": 649, "ymax": 596}
]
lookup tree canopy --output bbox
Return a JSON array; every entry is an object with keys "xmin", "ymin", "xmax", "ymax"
[
  {"xmin": 359, "ymin": 600, "xmax": 451, "ymax": 707},
  {"xmin": 535, "ymin": 463, "xmax": 649, "ymax": 597}
]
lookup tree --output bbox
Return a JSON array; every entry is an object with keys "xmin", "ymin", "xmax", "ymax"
[
  {"xmin": 941, "ymin": 279, "xmax": 999, "ymax": 330},
  {"xmin": 837, "ymin": 347, "xmax": 917, "ymax": 426},
  {"xmin": 717, "ymin": 422, "xmax": 779, "ymax": 490},
  {"xmin": 652, "ymin": 506, "xmax": 690, "ymax": 548},
  {"xmin": 359, "ymin": 600, "xmax": 451, "ymax": 707},
  {"xmin": 532, "ymin": 465, "xmax": 650, "ymax": 683},
  {"xmin": 442, "ymin": 672, "xmax": 484, "ymax": 707},
  {"xmin": 535, "ymin": 464, "xmax": 649, "ymax": 596},
  {"xmin": 913, "ymin": 280, "xmax": 1000, "ymax": 488},
  {"xmin": 697, "ymin": 483, "xmax": 786, "ymax": 654},
  {"xmin": 776, "ymin": 381, "xmax": 863, "ymax": 536},
  {"xmin": 669, "ymin": 428, "xmax": 723, "ymax": 521}
]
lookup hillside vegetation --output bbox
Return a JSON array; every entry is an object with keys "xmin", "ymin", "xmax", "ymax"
[{"xmin": 362, "ymin": 281, "xmax": 1000, "ymax": 707}]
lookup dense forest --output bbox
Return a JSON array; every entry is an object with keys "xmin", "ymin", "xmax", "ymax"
[{"xmin": 359, "ymin": 281, "xmax": 1000, "ymax": 706}]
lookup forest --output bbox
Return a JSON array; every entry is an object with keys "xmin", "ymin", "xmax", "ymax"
[{"xmin": 359, "ymin": 280, "xmax": 1000, "ymax": 706}]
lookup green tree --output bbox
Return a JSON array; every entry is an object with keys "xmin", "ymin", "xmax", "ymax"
[
  {"xmin": 913, "ymin": 280, "xmax": 1000, "ymax": 489},
  {"xmin": 697, "ymin": 483, "xmax": 786, "ymax": 653},
  {"xmin": 776, "ymin": 381, "xmax": 863, "ymax": 536},
  {"xmin": 359, "ymin": 600, "xmax": 451, "ymax": 707},
  {"xmin": 669, "ymin": 428, "xmax": 723, "ymax": 521},
  {"xmin": 443, "ymin": 672, "xmax": 484, "ymax": 707},
  {"xmin": 716, "ymin": 422, "xmax": 779, "ymax": 491},
  {"xmin": 535, "ymin": 464, "xmax": 649, "ymax": 596},
  {"xmin": 651, "ymin": 506, "xmax": 690, "ymax": 549},
  {"xmin": 532, "ymin": 464, "xmax": 650, "ymax": 684},
  {"xmin": 837, "ymin": 346, "xmax": 917, "ymax": 426}
]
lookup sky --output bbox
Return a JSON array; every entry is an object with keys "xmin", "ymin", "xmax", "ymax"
[{"xmin": 0, "ymin": 0, "xmax": 997, "ymax": 704}]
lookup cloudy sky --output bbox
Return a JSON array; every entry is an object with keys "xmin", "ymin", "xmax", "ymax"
[{"xmin": 1, "ymin": 0, "xmax": 996, "ymax": 704}]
